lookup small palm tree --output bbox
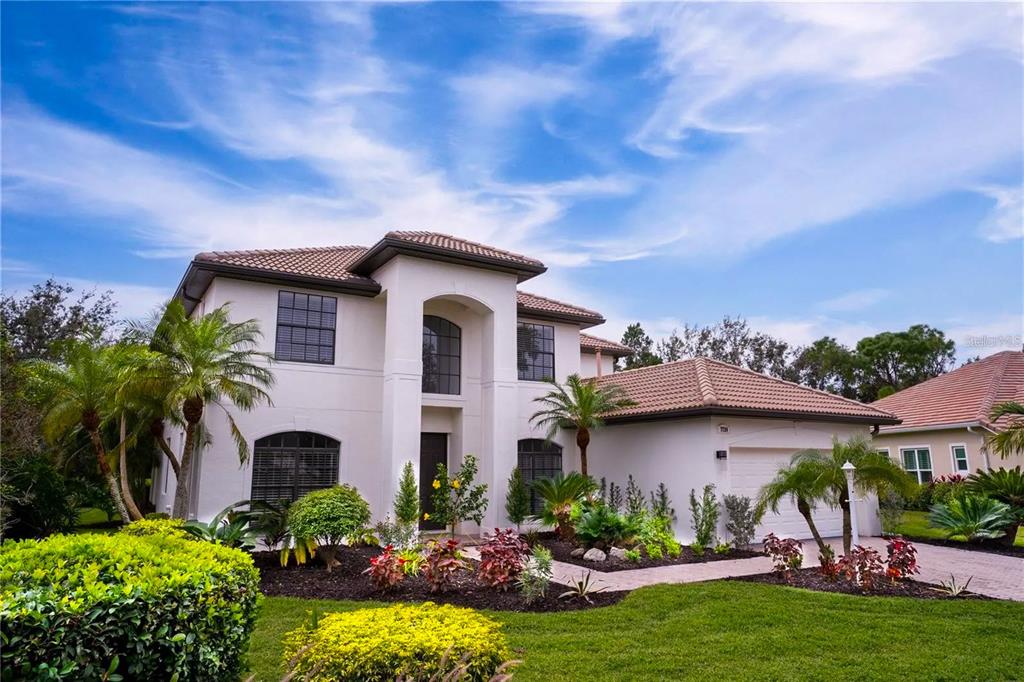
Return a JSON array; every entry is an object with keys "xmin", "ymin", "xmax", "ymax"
[
  {"xmin": 529, "ymin": 374, "xmax": 636, "ymax": 476},
  {"xmin": 929, "ymin": 495, "xmax": 1013, "ymax": 542},
  {"xmin": 531, "ymin": 472, "xmax": 595, "ymax": 540},
  {"xmin": 987, "ymin": 401, "xmax": 1024, "ymax": 460},
  {"xmin": 757, "ymin": 463, "xmax": 832, "ymax": 555},
  {"xmin": 793, "ymin": 436, "xmax": 916, "ymax": 555},
  {"xmin": 148, "ymin": 301, "xmax": 274, "ymax": 519},
  {"xmin": 26, "ymin": 340, "xmax": 129, "ymax": 521},
  {"xmin": 966, "ymin": 467, "xmax": 1024, "ymax": 546}
]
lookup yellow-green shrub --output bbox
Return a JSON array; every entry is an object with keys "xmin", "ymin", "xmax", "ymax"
[
  {"xmin": 118, "ymin": 517, "xmax": 190, "ymax": 539},
  {"xmin": 282, "ymin": 602, "xmax": 511, "ymax": 681},
  {"xmin": 0, "ymin": 532, "xmax": 260, "ymax": 680}
]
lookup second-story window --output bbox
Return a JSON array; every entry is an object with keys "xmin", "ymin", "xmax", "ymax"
[
  {"xmin": 275, "ymin": 291, "xmax": 337, "ymax": 364},
  {"xmin": 423, "ymin": 315, "xmax": 460, "ymax": 394},
  {"xmin": 517, "ymin": 322, "xmax": 555, "ymax": 381}
]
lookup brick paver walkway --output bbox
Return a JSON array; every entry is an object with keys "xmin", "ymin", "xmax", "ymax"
[{"xmin": 527, "ymin": 537, "xmax": 1023, "ymax": 601}]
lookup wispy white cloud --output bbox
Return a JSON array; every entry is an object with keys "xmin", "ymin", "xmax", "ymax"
[
  {"xmin": 975, "ymin": 185, "xmax": 1023, "ymax": 243},
  {"xmin": 817, "ymin": 288, "xmax": 890, "ymax": 313}
]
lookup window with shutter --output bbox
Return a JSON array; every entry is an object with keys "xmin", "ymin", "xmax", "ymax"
[
  {"xmin": 517, "ymin": 438, "xmax": 563, "ymax": 514},
  {"xmin": 250, "ymin": 432, "xmax": 340, "ymax": 503},
  {"xmin": 275, "ymin": 291, "xmax": 337, "ymax": 364}
]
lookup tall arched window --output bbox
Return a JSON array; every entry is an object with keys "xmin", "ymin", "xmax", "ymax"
[
  {"xmin": 251, "ymin": 432, "xmax": 340, "ymax": 503},
  {"xmin": 423, "ymin": 315, "xmax": 461, "ymax": 395},
  {"xmin": 517, "ymin": 438, "xmax": 563, "ymax": 514}
]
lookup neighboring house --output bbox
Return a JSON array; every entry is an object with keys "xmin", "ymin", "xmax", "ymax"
[
  {"xmin": 155, "ymin": 231, "xmax": 897, "ymax": 541},
  {"xmin": 872, "ymin": 351, "xmax": 1024, "ymax": 482}
]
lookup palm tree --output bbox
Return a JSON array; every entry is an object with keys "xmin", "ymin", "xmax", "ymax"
[
  {"xmin": 26, "ymin": 340, "xmax": 129, "ymax": 521},
  {"xmin": 529, "ymin": 374, "xmax": 636, "ymax": 476},
  {"xmin": 757, "ymin": 463, "xmax": 832, "ymax": 555},
  {"xmin": 793, "ymin": 436, "xmax": 916, "ymax": 555},
  {"xmin": 987, "ymin": 401, "xmax": 1024, "ymax": 460},
  {"xmin": 531, "ymin": 472, "xmax": 595, "ymax": 540},
  {"xmin": 148, "ymin": 301, "xmax": 274, "ymax": 519},
  {"xmin": 966, "ymin": 466, "xmax": 1024, "ymax": 546}
]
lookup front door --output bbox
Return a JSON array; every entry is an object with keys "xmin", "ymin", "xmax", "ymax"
[{"xmin": 419, "ymin": 433, "xmax": 448, "ymax": 530}]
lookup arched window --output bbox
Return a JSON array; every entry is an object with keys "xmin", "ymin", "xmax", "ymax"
[
  {"xmin": 517, "ymin": 438, "xmax": 563, "ymax": 514},
  {"xmin": 423, "ymin": 315, "xmax": 461, "ymax": 395},
  {"xmin": 251, "ymin": 431, "xmax": 340, "ymax": 503}
]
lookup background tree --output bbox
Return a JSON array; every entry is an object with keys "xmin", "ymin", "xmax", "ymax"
[
  {"xmin": 789, "ymin": 337, "xmax": 859, "ymax": 398},
  {"xmin": 394, "ymin": 461, "xmax": 420, "ymax": 525},
  {"xmin": 505, "ymin": 467, "xmax": 530, "ymax": 530},
  {"xmin": 0, "ymin": 280, "xmax": 115, "ymax": 362},
  {"xmin": 620, "ymin": 323, "xmax": 661, "ymax": 369},
  {"xmin": 530, "ymin": 374, "xmax": 637, "ymax": 476},
  {"xmin": 854, "ymin": 325, "xmax": 955, "ymax": 401},
  {"xmin": 668, "ymin": 316, "xmax": 792, "ymax": 379}
]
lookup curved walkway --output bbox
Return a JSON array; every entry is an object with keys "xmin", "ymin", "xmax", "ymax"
[{"xmin": 540, "ymin": 537, "xmax": 1024, "ymax": 601}]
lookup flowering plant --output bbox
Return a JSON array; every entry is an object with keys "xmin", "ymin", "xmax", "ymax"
[
  {"xmin": 885, "ymin": 536, "xmax": 919, "ymax": 581},
  {"xmin": 421, "ymin": 538, "xmax": 468, "ymax": 593},
  {"xmin": 838, "ymin": 545, "xmax": 886, "ymax": 591},
  {"xmin": 363, "ymin": 545, "xmax": 406, "ymax": 592},
  {"xmin": 478, "ymin": 528, "xmax": 530, "ymax": 591},
  {"xmin": 430, "ymin": 455, "xmax": 489, "ymax": 537},
  {"xmin": 763, "ymin": 533, "xmax": 802, "ymax": 580}
]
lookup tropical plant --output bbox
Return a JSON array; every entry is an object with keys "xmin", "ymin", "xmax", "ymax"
[
  {"xmin": 394, "ymin": 461, "xmax": 420, "ymax": 525},
  {"xmin": 763, "ymin": 533, "xmax": 802, "ymax": 578},
  {"xmin": 838, "ymin": 545, "xmax": 886, "ymax": 591},
  {"xmin": 987, "ymin": 401, "xmax": 1024, "ymax": 460},
  {"xmin": 930, "ymin": 574, "xmax": 974, "ymax": 598},
  {"xmin": 504, "ymin": 467, "xmax": 530, "ymax": 530},
  {"xmin": 558, "ymin": 571, "xmax": 607, "ymax": 604},
  {"xmin": 885, "ymin": 537, "xmax": 919, "ymax": 581},
  {"xmin": 398, "ymin": 547, "xmax": 425, "ymax": 576},
  {"xmin": 1, "ymin": 454, "xmax": 78, "ymax": 539},
  {"xmin": 516, "ymin": 545, "xmax": 553, "ymax": 604},
  {"xmin": 421, "ymin": 538, "xmax": 468, "ymax": 593},
  {"xmin": 364, "ymin": 545, "xmax": 406, "ymax": 592},
  {"xmin": 184, "ymin": 501, "xmax": 261, "ymax": 549},
  {"xmin": 143, "ymin": 300, "xmax": 274, "ymax": 519},
  {"xmin": 574, "ymin": 503, "xmax": 635, "ymax": 548},
  {"xmin": 757, "ymin": 462, "xmax": 830, "ymax": 554},
  {"xmin": 250, "ymin": 499, "xmax": 315, "ymax": 566},
  {"xmin": 966, "ymin": 466, "xmax": 1024, "ymax": 546},
  {"xmin": 723, "ymin": 494, "xmax": 761, "ymax": 548},
  {"xmin": 431, "ymin": 455, "xmax": 489, "ymax": 537},
  {"xmin": 791, "ymin": 436, "xmax": 917, "ymax": 554},
  {"xmin": 817, "ymin": 545, "xmax": 840, "ymax": 581},
  {"xmin": 530, "ymin": 472, "xmax": 594, "ymax": 539},
  {"xmin": 928, "ymin": 495, "xmax": 1013, "ymax": 542},
  {"xmin": 289, "ymin": 485, "xmax": 372, "ymax": 571},
  {"xmin": 529, "ymin": 374, "xmax": 636, "ymax": 476},
  {"xmin": 688, "ymin": 484, "xmax": 719, "ymax": 547},
  {"xmin": 477, "ymin": 529, "xmax": 530, "ymax": 591},
  {"xmin": 635, "ymin": 512, "xmax": 679, "ymax": 557}
]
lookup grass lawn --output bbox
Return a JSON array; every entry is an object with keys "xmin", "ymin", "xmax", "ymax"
[
  {"xmin": 248, "ymin": 582, "xmax": 1024, "ymax": 681},
  {"xmin": 895, "ymin": 510, "xmax": 1024, "ymax": 547}
]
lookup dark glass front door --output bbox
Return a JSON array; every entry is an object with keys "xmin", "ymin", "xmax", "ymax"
[{"xmin": 419, "ymin": 433, "xmax": 447, "ymax": 530}]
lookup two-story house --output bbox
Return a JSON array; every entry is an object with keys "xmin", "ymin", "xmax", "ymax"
[{"xmin": 154, "ymin": 231, "xmax": 898, "ymax": 541}]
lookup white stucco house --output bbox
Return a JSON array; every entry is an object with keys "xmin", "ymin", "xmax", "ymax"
[{"xmin": 153, "ymin": 231, "xmax": 897, "ymax": 541}]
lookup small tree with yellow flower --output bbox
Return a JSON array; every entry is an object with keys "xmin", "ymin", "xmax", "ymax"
[{"xmin": 429, "ymin": 454, "xmax": 488, "ymax": 537}]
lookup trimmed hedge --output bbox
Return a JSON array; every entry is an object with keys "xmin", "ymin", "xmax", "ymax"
[
  {"xmin": 0, "ymin": 532, "xmax": 261, "ymax": 680},
  {"xmin": 282, "ymin": 602, "xmax": 511, "ymax": 681},
  {"xmin": 118, "ymin": 517, "xmax": 190, "ymax": 539}
]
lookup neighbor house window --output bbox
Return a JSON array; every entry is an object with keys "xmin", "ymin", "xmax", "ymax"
[
  {"xmin": 517, "ymin": 323, "xmax": 555, "ymax": 381},
  {"xmin": 251, "ymin": 432, "xmax": 340, "ymax": 503},
  {"xmin": 423, "ymin": 316, "xmax": 461, "ymax": 395},
  {"xmin": 900, "ymin": 447, "xmax": 933, "ymax": 484},
  {"xmin": 951, "ymin": 445, "xmax": 969, "ymax": 473},
  {"xmin": 517, "ymin": 438, "xmax": 562, "ymax": 514},
  {"xmin": 275, "ymin": 291, "xmax": 337, "ymax": 364}
]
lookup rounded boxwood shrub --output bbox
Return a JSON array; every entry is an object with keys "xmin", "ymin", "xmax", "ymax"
[
  {"xmin": 119, "ymin": 517, "xmax": 190, "ymax": 539},
  {"xmin": 0, "ymin": 532, "xmax": 260, "ymax": 680},
  {"xmin": 282, "ymin": 602, "xmax": 511, "ymax": 681},
  {"xmin": 289, "ymin": 484, "xmax": 371, "ymax": 571}
]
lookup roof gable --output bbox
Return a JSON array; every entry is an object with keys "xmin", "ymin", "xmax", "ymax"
[{"xmin": 580, "ymin": 332, "xmax": 632, "ymax": 357}]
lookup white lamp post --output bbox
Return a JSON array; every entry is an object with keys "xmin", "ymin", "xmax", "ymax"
[{"xmin": 842, "ymin": 460, "xmax": 859, "ymax": 548}]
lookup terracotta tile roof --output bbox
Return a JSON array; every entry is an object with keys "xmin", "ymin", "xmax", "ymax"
[
  {"xmin": 873, "ymin": 351, "xmax": 1024, "ymax": 432},
  {"xmin": 194, "ymin": 245, "xmax": 377, "ymax": 286},
  {"xmin": 381, "ymin": 231, "xmax": 545, "ymax": 269},
  {"xmin": 516, "ymin": 291, "xmax": 605, "ymax": 328},
  {"xmin": 580, "ymin": 332, "xmax": 632, "ymax": 357},
  {"xmin": 593, "ymin": 357, "xmax": 898, "ymax": 424}
]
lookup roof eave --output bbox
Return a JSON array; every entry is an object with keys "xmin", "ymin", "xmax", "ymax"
[
  {"xmin": 351, "ymin": 237, "xmax": 547, "ymax": 283},
  {"xmin": 517, "ymin": 307, "xmax": 605, "ymax": 330},
  {"xmin": 876, "ymin": 420, "xmax": 999, "ymax": 435},
  {"xmin": 581, "ymin": 348, "xmax": 631, "ymax": 358},
  {"xmin": 603, "ymin": 405, "xmax": 901, "ymax": 427}
]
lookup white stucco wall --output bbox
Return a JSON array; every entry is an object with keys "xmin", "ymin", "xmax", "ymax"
[{"xmin": 579, "ymin": 352, "xmax": 616, "ymax": 378}]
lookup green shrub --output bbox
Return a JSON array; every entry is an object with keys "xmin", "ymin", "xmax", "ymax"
[
  {"xmin": 689, "ymin": 484, "xmax": 720, "ymax": 546},
  {"xmin": 119, "ymin": 517, "xmax": 190, "ymax": 539},
  {"xmin": 574, "ymin": 503, "xmax": 635, "ymax": 548},
  {"xmin": 0, "ymin": 532, "xmax": 260, "ymax": 680},
  {"xmin": 2, "ymin": 455, "xmax": 77, "ymax": 539},
  {"xmin": 282, "ymin": 602, "xmax": 511, "ymax": 681},
  {"xmin": 289, "ymin": 485, "xmax": 371, "ymax": 571},
  {"xmin": 430, "ymin": 455, "xmax": 489, "ymax": 537},
  {"xmin": 636, "ymin": 512, "xmax": 677, "ymax": 556},
  {"xmin": 928, "ymin": 495, "xmax": 1013, "ymax": 541}
]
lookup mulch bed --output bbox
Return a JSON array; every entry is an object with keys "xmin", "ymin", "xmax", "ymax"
[
  {"xmin": 733, "ymin": 568, "xmax": 992, "ymax": 600},
  {"xmin": 254, "ymin": 548, "xmax": 626, "ymax": 613},
  {"xmin": 540, "ymin": 538, "xmax": 762, "ymax": 573},
  {"xmin": 884, "ymin": 535, "xmax": 1024, "ymax": 559}
]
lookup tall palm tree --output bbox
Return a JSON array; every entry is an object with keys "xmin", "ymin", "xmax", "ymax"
[
  {"xmin": 529, "ymin": 374, "xmax": 636, "ymax": 476},
  {"xmin": 987, "ymin": 401, "xmax": 1024, "ymax": 461},
  {"xmin": 757, "ymin": 463, "xmax": 832, "ymax": 555},
  {"xmin": 793, "ymin": 436, "xmax": 916, "ymax": 555},
  {"xmin": 148, "ymin": 301, "xmax": 274, "ymax": 519},
  {"xmin": 26, "ymin": 340, "xmax": 129, "ymax": 521}
]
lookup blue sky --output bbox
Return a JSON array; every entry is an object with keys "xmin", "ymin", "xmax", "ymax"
[{"xmin": 3, "ymin": 2, "xmax": 1022, "ymax": 358}]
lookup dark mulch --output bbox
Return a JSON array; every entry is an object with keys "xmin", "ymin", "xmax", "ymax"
[
  {"xmin": 540, "ymin": 538, "xmax": 762, "ymax": 573},
  {"xmin": 733, "ymin": 568, "xmax": 992, "ymax": 600},
  {"xmin": 253, "ymin": 548, "xmax": 626, "ymax": 613},
  {"xmin": 884, "ymin": 535, "xmax": 1024, "ymax": 559}
]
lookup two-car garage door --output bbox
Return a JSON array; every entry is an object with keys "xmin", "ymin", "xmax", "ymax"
[{"xmin": 729, "ymin": 447, "xmax": 844, "ymax": 541}]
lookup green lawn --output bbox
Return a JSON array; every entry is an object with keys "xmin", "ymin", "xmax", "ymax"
[
  {"xmin": 248, "ymin": 582, "xmax": 1024, "ymax": 681},
  {"xmin": 895, "ymin": 510, "xmax": 1024, "ymax": 547}
]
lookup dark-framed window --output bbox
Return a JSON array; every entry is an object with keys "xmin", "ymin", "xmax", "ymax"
[
  {"xmin": 251, "ymin": 431, "xmax": 340, "ymax": 503},
  {"xmin": 517, "ymin": 322, "xmax": 555, "ymax": 381},
  {"xmin": 517, "ymin": 438, "xmax": 563, "ymax": 514},
  {"xmin": 423, "ymin": 315, "xmax": 461, "ymax": 395},
  {"xmin": 275, "ymin": 291, "xmax": 337, "ymax": 364}
]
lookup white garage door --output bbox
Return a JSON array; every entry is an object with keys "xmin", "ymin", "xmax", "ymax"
[{"xmin": 729, "ymin": 448, "xmax": 844, "ymax": 541}]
